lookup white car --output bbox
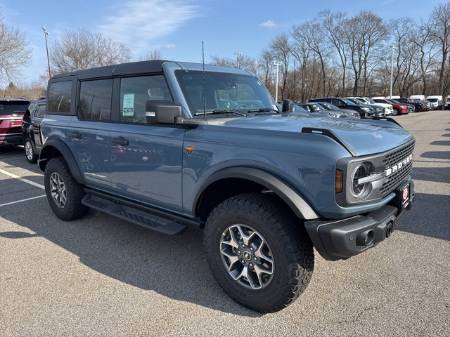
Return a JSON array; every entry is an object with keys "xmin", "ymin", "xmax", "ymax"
[
  {"xmin": 353, "ymin": 97, "xmax": 394, "ymax": 116},
  {"xmin": 426, "ymin": 95, "xmax": 443, "ymax": 109}
]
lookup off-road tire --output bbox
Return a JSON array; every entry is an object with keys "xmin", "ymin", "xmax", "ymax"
[
  {"xmin": 44, "ymin": 157, "xmax": 87, "ymax": 221},
  {"xmin": 203, "ymin": 193, "xmax": 314, "ymax": 313}
]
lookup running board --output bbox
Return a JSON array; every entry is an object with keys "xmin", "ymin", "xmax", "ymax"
[{"xmin": 82, "ymin": 194, "xmax": 187, "ymax": 235}]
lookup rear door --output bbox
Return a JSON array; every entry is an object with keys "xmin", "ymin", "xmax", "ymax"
[{"xmin": 68, "ymin": 78, "xmax": 115, "ymax": 190}]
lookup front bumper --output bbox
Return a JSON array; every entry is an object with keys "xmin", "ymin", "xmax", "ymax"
[{"xmin": 305, "ymin": 181, "xmax": 415, "ymax": 261}]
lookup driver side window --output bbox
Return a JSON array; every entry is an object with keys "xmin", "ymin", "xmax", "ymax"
[{"xmin": 119, "ymin": 75, "xmax": 172, "ymax": 124}]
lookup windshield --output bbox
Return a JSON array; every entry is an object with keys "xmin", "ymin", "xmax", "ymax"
[
  {"xmin": 427, "ymin": 98, "xmax": 438, "ymax": 102},
  {"xmin": 175, "ymin": 70, "xmax": 274, "ymax": 116},
  {"xmin": 0, "ymin": 101, "xmax": 29, "ymax": 115}
]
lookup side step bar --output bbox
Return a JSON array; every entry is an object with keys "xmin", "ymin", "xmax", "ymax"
[{"xmin": 82, "ymin": 193, "xmax": 187, "ymax": 235}]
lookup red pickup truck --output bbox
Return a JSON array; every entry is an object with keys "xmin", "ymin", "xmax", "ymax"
[{"xmin": 0, "ymin": 98, "xmax": 30, "ymax": 146}]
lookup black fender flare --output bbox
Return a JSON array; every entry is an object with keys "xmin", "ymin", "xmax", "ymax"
[
  {"xmin": 38, "ymin": 138, "xmax": 85, "ymax": 184},
  {"xmin": 193, "ymin": 167, "xmax": 319, "ymax": 220}
]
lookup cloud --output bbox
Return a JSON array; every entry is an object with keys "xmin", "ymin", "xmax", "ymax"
[
  {"xmin": 98, "ymin": 0, "xmax": 197, "ymax": 51},
  {"xmin": 164, "ymin": 43, "xmax": 176, "ymax": 49},
  {"xmin": 259, "ymin": 19, "xmax": 277, "ymax": 28}
]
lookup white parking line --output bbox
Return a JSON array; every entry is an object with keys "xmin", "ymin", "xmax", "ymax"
[
  {"xmin": 0, "ymin": 167, "xmax": 44, "ymax": 190},
  {"xmin": 0, "ymin": 194, "xmax": 46, "ymax": 208}
]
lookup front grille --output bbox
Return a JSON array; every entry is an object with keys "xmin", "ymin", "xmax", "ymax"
[{"xmin": 380, "ymin": 140, "xmax": 415, "ymax": 195}]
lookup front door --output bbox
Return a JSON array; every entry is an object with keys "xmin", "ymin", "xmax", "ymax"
[{"xmin": 106, "ymin": 75, "xmax": 185, "ymax": 211}]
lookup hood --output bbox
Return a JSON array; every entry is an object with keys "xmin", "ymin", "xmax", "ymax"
[{"xmin": 210, "ymin": 114, "xmax": 413, "ymax": 157}]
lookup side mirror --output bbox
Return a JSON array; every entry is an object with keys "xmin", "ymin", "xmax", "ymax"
[
  {"xmin": 282, "ymin": 99, "xmax": 294, "ymax": 112},
  {"xmin": 145, "ymin": 101, "xmax": 182, "ymax": 124}
]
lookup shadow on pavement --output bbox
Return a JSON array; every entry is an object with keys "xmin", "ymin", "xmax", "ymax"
[
  {"xmin": 413, "ymin": 166, "xmax": 450, "ymax": 184},
  {"xmin": 399, "ymin": 192, "xmax": 450, "ymax": 242},
  {"xmin": 430, "ymin": 140, "xmax": 450, "ymax": 146},
  {"xmin": 421, "ymin": 151, "xmax": 450, "ymax": 160},
  {"xmin": 0, "ymin": 231, "xmax": 40, "ymax": 239},
  {"xmin": 0, "ymin": 176, "xmax": 260, "ymax": 317}
]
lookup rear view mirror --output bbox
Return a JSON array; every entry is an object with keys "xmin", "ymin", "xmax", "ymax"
[{"xmin": 145, "ymin": 101, "xmax": 182, "ymax": 124}]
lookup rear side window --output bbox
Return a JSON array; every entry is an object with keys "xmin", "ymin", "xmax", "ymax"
[
  {"xmin": 78, "ymin": 79, "xmax": 113, "ymax": 121},
  {"xmin": 119, "ymin": 75, "xmax": 172, "ymax": 123},
  {"xmin": 48, "ymin": 81, "xmax": 72, "ymax": 114},
  {"xmin": 36, "ymin": 105, "xmax": 46, "ymax": 118}
]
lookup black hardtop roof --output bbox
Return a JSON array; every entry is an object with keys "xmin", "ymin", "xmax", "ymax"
[{"xmin": 51, "ymin": 60, "xmax": 167, "ymax": 81}]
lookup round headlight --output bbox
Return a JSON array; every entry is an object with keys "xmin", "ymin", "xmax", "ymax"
[{"xmin": 351, "ymin": 162, "xmax": 373, "ymax": 198}]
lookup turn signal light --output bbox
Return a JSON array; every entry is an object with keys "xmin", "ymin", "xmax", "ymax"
[{"xmin": 335, "ymin": 169, "xmax": 343, "ymax": 193}]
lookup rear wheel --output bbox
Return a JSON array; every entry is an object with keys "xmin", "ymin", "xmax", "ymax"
[
  {"xmin": 24, "ymin": 139, "xmax": 37, "ymax": 163},
  {"xmin": 44, "ymin": 157, "xmax": 88, "ymax": 221},
  {"xmin": 203, "ymin": 193, "xmax": 314, "ymax": 313}
]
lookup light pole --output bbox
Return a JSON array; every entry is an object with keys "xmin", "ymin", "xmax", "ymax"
[
  {"xmin": 273, "ymin": 60, "xmax": 281, "ymax": 102},
  {"xmin": 42, "ymin": 26, "xmax": 51, "ymax": 79},
  {"xmin": 389, "ymin": 45, "xmax": 395, "ymax": 99}
]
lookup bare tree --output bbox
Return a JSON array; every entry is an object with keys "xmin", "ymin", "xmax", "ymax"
[
  {"xmin": 292, "ymin": 22, "xmax": 328, "ymax": 96},
  {"xmin": 51, "ymin": 30, "xmax": 130, "ymax": 73},
  {"xmin": 211, "ymin": 53, "xmax": 258, "ymax": 74},
  {"xmin": 270, "ymin": 34, "xmax": 291, "ymax": 100},
  {"xmin": 429, "ymin": 2, "xmax": 450, "ymax": 98},
  {"xmin": 412, "ymin": 23, "xmax": 436, "ymax": 94},
  {"xmin": 146, "ymin": 49, "xmax": 162, "ymax": 60},
  {"xmin": 0, "ymin": 17, "xmax": 29, "ymax": 83},
  {"xmin": 320, "ymin": 11, "xmax": 348, "ymax": 95},
  {"xmin": 258, "ymin": 50, "xmax": 274, "ymax": 88}
]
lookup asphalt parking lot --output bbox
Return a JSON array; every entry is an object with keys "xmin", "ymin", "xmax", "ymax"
[{"xmin": 1, "ymin": 111, "xmax": 449, "ymax": 337}]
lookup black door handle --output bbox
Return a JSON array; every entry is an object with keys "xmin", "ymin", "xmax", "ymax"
[
  {"xmin": 69, "ymin": 131, "xmax": 82, "ymax": 140},
  {"xmin": 112, "ymin": 136, "xmax": 129, "ymax": 146}
]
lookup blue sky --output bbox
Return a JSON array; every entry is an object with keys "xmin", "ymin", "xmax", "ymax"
[{"xmin": 0, "ymin": 0, "xmax": 446, "ymax": 85}]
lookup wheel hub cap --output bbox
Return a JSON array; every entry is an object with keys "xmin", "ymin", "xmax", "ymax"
[{"xmin": 220, "ymin": 224, "xmax": 274, "ymax": 290}]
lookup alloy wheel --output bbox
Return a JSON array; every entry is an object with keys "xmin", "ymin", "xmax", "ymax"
[
  {"xmin": 220, "ymin": 224, "xmax": 274, "ymax": 290},
  {"xmin": 25, "ymin": 141, "xmax": 34, "ymax": 161},
  {"xmin": 50, "ymin": 172, "xmax": 67, "ymax": 208}
]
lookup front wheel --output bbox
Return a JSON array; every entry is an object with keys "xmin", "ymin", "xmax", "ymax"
[
  {"xmin": 203, "ymin": 193, "xmax": 314, "ymax": 313},
  {"xmin": 24, "ymin": 139, "xmax": 37, "ymax": 163}
]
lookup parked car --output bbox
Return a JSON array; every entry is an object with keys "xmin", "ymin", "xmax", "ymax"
[
  {"xmin": 346, "ymin": 98, "xmax": 385, "ymax": 117},
  {"xmin": 308, "ymin": 97, "xmax": 376, "ymax": 118},
  {"xmin": 426, "ymin": 96, "xmax": 443, "ymax": 110},
  {"xmin": 409, "ymin": 94, "xmax": 426, "ymax": 101},
  {"xmin": 294, "ymin": 102, "xmax": 356, "ymax": 119},
  {"xmin": 373, "ymin": 98, "xmax": 409, "ymax": 115},
  {"xmin": 314, "ymin": 102, "xmax": 360, "ymax": 118},
  {"xmin": 351, "ymin": 97, "xmax": 394, "ymax": 116},
  {"xmin": 22, "ymin": 98, "xmax": 46, "ymax": 163},
  {"xmin": 396, "ymin": 98, "xmax": 426, "ymax": 112},
  {"xmin": 0, "ymin": 98, "xmax": 30, "ymax": 146},
  {"xmin": 38, "ymin": 60, "xmax": 415, "ymax": 313}
]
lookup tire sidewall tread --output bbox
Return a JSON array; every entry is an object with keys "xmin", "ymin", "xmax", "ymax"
[
  {"xmin": 44, "ymin": 157, "xmax": 87, "ymax": 221},
  {"xmin": 203, "ymin": 193, "xmax": 314, "ymax": 313}
]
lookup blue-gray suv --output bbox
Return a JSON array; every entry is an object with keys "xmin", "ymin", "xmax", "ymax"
[{"xmin": 38, "ymin": 60, "xmax": 415, "ymax": 313}]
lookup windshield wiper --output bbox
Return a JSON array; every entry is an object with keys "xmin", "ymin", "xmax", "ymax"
[
  {"xmin": 194, "ymin": 109, "xmax": 248, "ymax": 117},
  {"xmin": 246, "ymin": 107, "xmax": 280, "ymax": 114}
]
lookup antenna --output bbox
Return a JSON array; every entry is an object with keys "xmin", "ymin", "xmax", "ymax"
[{"xmin": 202, "ymin": 40, "xmax": 206, "ymax": 120}]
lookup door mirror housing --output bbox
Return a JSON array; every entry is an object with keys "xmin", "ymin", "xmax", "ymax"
[
  {"xmin": 282, "ymin": 99, "xmax": 294, "ymax": 112},
  {"xmin": 145, "ymin": 101, "xmax": 182, "ymax": 124}
]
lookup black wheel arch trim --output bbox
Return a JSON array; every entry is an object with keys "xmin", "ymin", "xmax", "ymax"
[
  {"xmin": 193, "ymin": 167, "xmax": 319, "ymax": 220},
  {"xmin": 38, "ymin": 138, "xmax": 85, "ymax": 184}
]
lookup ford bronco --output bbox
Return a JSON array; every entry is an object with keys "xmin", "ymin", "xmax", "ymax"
[{"xmin": 38, "ymin": 60, "xmax": 415, "ymax": 312}]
